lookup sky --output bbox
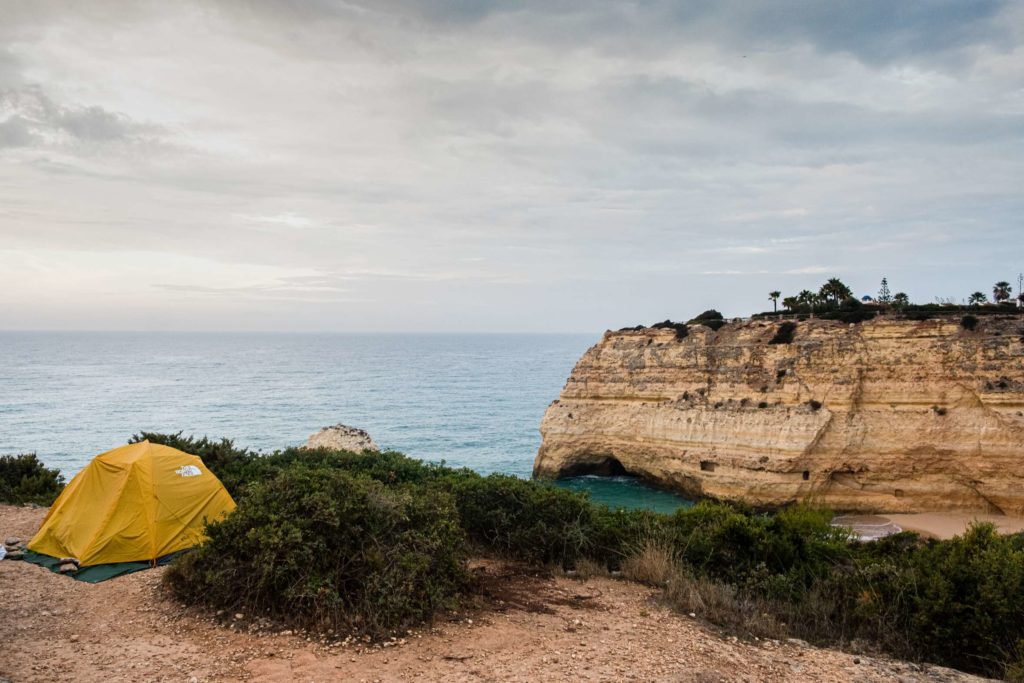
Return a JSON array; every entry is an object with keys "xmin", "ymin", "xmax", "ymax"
[{"xmin": 1, "ymin": 1, "xmax": 1022, "ymax": 332}]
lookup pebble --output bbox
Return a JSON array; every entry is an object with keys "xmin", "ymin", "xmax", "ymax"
[{"xmin": 69, "ymin": 635, "xmax": 79, "ymax": 643}]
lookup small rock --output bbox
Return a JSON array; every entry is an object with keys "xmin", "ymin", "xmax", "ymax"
[
  {"xmin": 4, "ymin": 537, "xmax": 20, "ymax": 546},
  {"xmin": 234, "ymin": 613, "xmax": 244, "ymax": 620},
  {"xmin": 58, "ymin": 562, "xmax": 78, "ymax": 573},
  {"xmin": 69, "ymin": 634, "xmax": 79, "ymax": 643},
  {"xmin": 5, "ymin": 551, "xmax": 24, "ymax": 561},
  {"xmin": 853, "ymin": 657, "xmax": 861, "ymax": 664},
  {"xmin": 303, "ymin": 424, "xmax": 379, "ymax": 452}
]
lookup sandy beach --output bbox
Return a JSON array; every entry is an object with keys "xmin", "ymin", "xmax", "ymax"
[
  {"xmin": 834, "ymin": 512, "xmax": 1024, "ymax": 541},
  {"xmin": 1, "ymin": 503, "xmax": 996, "ymax": 683}
]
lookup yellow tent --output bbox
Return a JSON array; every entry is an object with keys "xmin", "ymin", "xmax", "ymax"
[{"xmin": 29, "ymin": 441, "xmax": 236, "ymax": 566}]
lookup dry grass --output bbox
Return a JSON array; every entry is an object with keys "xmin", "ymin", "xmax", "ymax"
[
  {"xmin": 620, "ymin": 539, "xmax": 677, "ymax": 586},
  {"xmin": 572, "ymin": 557, "xmax": 610, "ymax": 580},
  {"xmin": 662, "ymin": 570, "xmax": 788, "ymax": 639}
]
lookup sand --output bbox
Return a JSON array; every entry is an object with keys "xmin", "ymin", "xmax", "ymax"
[
  {"xmin": 834, "ymin": 512, "xmax": 1024, "ymax": 540},
  {"xmin": 0, "ymin": 504, "xmax": 996, "ymax": 682}
]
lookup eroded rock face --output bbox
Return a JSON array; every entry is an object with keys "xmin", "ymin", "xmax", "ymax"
[
  {"xmin": 304, "ymin": 424, "xmax": 380, "ymax": 452},
  {"xmin": 534, "ymin": 317, "xmax": 1024, "ymax": 514}
]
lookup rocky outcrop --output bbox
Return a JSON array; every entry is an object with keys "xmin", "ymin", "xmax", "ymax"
[
  {"xmin": 534, "ymin": 316, "xmax": 1024, "ymax": 514},
  {"xmin": 304, "ymin": 424, "xmax": 379, "ymax": 452}
]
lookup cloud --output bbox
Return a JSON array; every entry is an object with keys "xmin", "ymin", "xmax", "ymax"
[
  {"xmin": 0, "ymin": 1, "xmax": 1021, "ymax": 330},
  {"xmin": 0, "ymin": 86, "xmax": 167, "ymax": 150}
]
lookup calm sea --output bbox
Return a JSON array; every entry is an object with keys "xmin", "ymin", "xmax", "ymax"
[{"xmin": 0, "ymin": 332, "xmax": 689, "ymax": 513}]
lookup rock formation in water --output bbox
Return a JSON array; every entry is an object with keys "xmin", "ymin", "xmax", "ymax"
[
  {"xmin": 534, "ymin": 316, "xmax": 1024, "ymax": 514},
  {"xmin": 304, "ymin": 424, "xmax": 380, "ymax": 452}
]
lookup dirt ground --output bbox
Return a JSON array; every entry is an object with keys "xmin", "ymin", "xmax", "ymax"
[{"xmin": 1, "ymin": 504, "xmax": 994, "ymax": 683}]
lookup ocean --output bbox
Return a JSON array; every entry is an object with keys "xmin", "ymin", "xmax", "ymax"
[{"xmin": 0, "ymin": 332, "xmax": 690, "ymax": 513}]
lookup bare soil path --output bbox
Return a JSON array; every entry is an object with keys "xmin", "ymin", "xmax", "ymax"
[{"xmin": 0, "ymin": 504, "xmax": 993, "ymax": 683}]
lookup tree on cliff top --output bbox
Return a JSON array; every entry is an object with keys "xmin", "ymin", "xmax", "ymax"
[
  {"xmin": 968, "ymin": 292, "xmax": 987, "ymax": 306},
  {"xmin": 819, "ymin": 278, "xmax": 853, "ymax": 305},
  {"xmin": 993, "ymin": 281, "xmax": 1012, "ymax": 303},
  {"xmin": 769, "ymin": 291, "xmax": 781, "ymax": 312},
  {"xmin": 877, "ymin": 277, "xmax": 892, "ymax": 303}
]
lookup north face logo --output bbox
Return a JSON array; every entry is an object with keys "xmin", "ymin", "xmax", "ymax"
[{"xmin": 175, "ymin": 465, "xmax": 202, "ymax": 477}]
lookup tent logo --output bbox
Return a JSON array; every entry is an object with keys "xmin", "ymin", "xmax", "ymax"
[{"xmin": 175, "ymin": 465, "xmax": 202, "ymax": 478}]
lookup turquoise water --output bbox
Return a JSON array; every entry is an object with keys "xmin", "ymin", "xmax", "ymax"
[
  {"xmin": 0, "ymin": 332, "xmax": 693, "ymax": 512},
  {"xmin": 556, "ymin": 475, "xmax": 693, "ymax": 514}
]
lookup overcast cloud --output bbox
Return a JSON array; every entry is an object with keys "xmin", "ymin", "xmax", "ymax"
[{"xmin": 1, "ymin": 0, "xmax": 1022, "ymax": 331}]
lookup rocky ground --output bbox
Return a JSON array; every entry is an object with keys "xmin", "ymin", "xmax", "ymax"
[{"xmin": 1, "ymin": 504, "xmax": 994, "ymax": 683}]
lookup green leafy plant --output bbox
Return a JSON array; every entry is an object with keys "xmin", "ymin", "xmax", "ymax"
[
  {"xmin": 164, "ymin": 465, "xmax": 470, "ymax": 637},
  {"xmin": 0, "ymin": 453, "xmax": 65, "ymax": 506}
]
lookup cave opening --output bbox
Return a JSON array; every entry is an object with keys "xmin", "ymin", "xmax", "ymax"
[{"xmin": 560, "ymin": 456, "xmax": 630, "ymax": 478}]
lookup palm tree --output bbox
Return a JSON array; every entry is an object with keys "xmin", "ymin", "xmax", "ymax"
[
  {"xmin": 819, "ymin": 277, "xmax": 853, "ymax": 305},
  {"xmin": 892, "ymin": 292, "xmax": 910, "ymax": 308},
  {"xmin": 782, "ymin": 296, "xmax": 799, "ymax": 312},
  {"xmin": 968, "ymin": 292, "xmax": 987, "ymax": 306},
  {"xmin": 993, "ymin": 281, "xmax": 1012, "ymax": 303},
  {"xmin": 769, "ymin": 290, "xmax": 781, "ymax": 313}
]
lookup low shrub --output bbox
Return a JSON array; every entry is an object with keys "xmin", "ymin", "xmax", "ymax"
[
  {"xmin": 808, "ymin": 399, "xmax": 823, "ymax": 411},
  {"xmin": 768, "ymin": 322, "xmax": 797, "ymax": 345},
  {"xmin": 820, "ymin": 308, "xmax": 877, "ymax": 324},
  {"xmin": 651, "ymin": 320, "xmax": 689, "ymax": 339},
  {"xmin": 164, "ymin": 464, "xmax": 470, "ymax": 637},
  {"xmin": 448, "ymin": 473, "xmax": 595, "ymax": 565},
  {"xmin": 0, "ymin": 453, "xmax": 65, "ymax": 506},
  {"xmin": 688, "ymin": 309, "xmax": 726, "ymax": 331},
  {"xmin": 960, "ymin": 315, "xmax": 979, "ymax": 330},
  {"xmin": 893, "ymin": 524, "xmax": 1024, "ymax": 675}
]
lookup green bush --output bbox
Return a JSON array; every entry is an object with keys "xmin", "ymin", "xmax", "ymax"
[
  {"xmin": 448, "ymin": 474, "xmax": 596, "ymax": 565},
  {"xmin": 688, "ymin": 309, "xmax": 726, "ymax": 331},
  {"xmin": 895, "ymin": 525, "xmax": 1024, "ymax": 675},
  {"xmin": 960, "ymin": 315, "xmax": 979, "ymax": 330},
  {"xmin": 650, "ymin": 320, "xmax": 689, "ymax": 339},
  {"xmin": 164, "ymin": 464, "xmax": 470, "ymax": 637},
  {"xmin": 0, "ymin": 453, "xmax": 65, "ymax": 506}
]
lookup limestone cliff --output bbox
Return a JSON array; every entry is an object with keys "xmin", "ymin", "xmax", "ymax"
[{"xmin": 534, "ymin": 316, "xmax": 1024, "ymax": 514}]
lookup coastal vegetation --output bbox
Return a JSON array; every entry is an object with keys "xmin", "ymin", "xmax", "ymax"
[
  {"xmin": 146, "ymin": 432, "xmax": 1024, "ymax": 680},
  {"xmin": 0, "ymin": 453, "xmax": 65, "ymax": 506},
  {"xmin": 770, "ymin": 276, "xmax": 1023, "ymax": 319}
]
